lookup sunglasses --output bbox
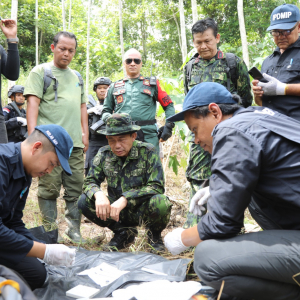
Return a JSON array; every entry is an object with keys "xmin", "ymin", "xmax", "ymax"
[
  {"xmin": 125, "ymin": 58, "xmax": 142, "ymax": 65},
  {"xmin": 270, "ymin": 23, "xmax": 298, "ymax": 37}
]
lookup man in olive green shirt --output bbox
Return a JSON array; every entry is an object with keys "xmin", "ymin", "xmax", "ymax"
[
  {"xmin": 102, "ymin": 48, "xmax": 175, "ymax": 154},
  {"xmin": 24, "ymin": 31, "xmax": 89, "ymax": 243}
]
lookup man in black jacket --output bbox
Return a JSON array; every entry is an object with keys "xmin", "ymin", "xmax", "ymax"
[{"xmin": 0, "ymin": 18, "xmax": 20, "ymax": 143}]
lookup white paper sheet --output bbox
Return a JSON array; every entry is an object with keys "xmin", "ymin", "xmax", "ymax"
[{"xmin": 78, "ymin": 262, "xmax": 128, "ymax": 287}]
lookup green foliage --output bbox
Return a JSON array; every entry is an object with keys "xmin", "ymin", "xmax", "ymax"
[{"xmin": 168, "ymin": 154, "xmax": 180, "ymax": 175}]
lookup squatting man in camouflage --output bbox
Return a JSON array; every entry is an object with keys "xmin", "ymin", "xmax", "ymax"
[{"xmin": 78, "ymin": 113, "xmax": 172, "ymax": 251}]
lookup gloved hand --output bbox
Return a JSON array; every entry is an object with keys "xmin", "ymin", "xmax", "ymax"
[
  {"xmin": 189, "ymin": 186, "xmax": 210, "ymax": 216},
  {"xmin": 43, "ymin": 244, "xmax": 76, "ymax": 267},
  {"xmin": 257, "ymin": 73, "xmax": 287, "ymax": 96},
  {"xmin": 158, "ymin": 122, "xmax": 175, "ymax": 141},
  {"xmin": 16, "ymin": 117, "xmax": 27, "ymax": 126},
  {"xmin": 164, "ymin": 228, "xmax": 189, "ymax": 255},
  {"xmin": 87, "ymin": 105, "xmax": 103, "ymax": 115}
]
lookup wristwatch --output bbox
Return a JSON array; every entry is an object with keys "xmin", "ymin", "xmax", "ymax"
[{"xmin": 6, "ymin": 37, "xmax": 19, "ymax": 44}]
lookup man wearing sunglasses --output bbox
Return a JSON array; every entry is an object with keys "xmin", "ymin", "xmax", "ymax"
[
  {"xmin": 102, "ymin": 48, "xmax": 175, "ymax": 154},
  {"xmin": 252, "ymin": 4, "xmax": 300, "ymax": 122}
]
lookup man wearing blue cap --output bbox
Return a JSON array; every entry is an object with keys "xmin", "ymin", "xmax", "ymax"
[
  {"xmin": 253, "ymin": 3, "xmax": 300, "ymax": 122},
  {"xmin": 164, "ymin": 82, "xmax": 300, "ymax": 300},
  {"xmin": 0, "ymin": 124, "xmax": 76, "ymax": 290}
]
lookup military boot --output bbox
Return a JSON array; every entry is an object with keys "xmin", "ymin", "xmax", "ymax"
[
  {"xmin": 65, "ymin": 201, "xmax": 86, "ymax": 244},
  {"xmin": 147, "ymin": 230, "xmax": 165, "ymax": 252},
  {"xmin": 38, "ymin": 198, "xmax": 64, "ymax": 243},
  {"xmin": 104, "ymin": 227, "xmax": 137, "ymax": 251}
]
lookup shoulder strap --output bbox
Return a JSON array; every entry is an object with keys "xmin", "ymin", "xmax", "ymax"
[
  {"xmin": 43, "ymin": 63, "xmax": 59, "ymax": 102},
  {"xmin": 8, "ymin": 101, "xmax": 22, "ymax": 117},
  {"xmin": 225, "ymin": 53, "xmax": 238, "ymax": 91},
  {"xmin": 73, "ymin": 70, "xmax": 84, "ymax": 95},
  {"xmin": 185, "ymin": 53, "xmax": 199, "ymax": 82}
]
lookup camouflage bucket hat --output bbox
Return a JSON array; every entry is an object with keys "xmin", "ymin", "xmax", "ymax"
[{"xmin": 98, "ymin": 113, "xmax": 141, "ymax": 136}]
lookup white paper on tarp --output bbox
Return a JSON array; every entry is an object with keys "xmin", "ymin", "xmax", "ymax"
[
  {"xmin": 66, "ymin": 285, "xmax": 100, "ymax": 299},
  {"xmin": 78, "ymin": 262, "xmax": 129, "ymax": 287},
  {"xmin": 111, "ymin": 280, "xmax": 202, "ymax": 300}
]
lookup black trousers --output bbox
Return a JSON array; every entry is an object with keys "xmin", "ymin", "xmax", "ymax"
[
  {"xmin": 194, "ymin": 199, "xmax": 300, "ymax": 300},
  {"xmin": 9, "ymin": 257, "xmax": 47, "ymax": 290},
  {"xmin": 0, "ymin": 115, "xmax": 8, "ymax": 143}
]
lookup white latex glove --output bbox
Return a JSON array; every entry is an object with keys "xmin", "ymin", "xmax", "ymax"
[
  {"xmin": 189, "ymin": 186, "xmax": 210, "ymax": 216},
  {"xmin": 164, "ymin": 228, "xmax": 188, "ymax": 255},
  {"xmin": 257, "ymin": 73, "xmax": 287, "ymax": 96},
  {"xmin": 16, "ymin": 117, "xmax": 27, "ymax": 126},
  {"xmin": 43, "ymin": 244, "xmax": 76, "ymax": 267},
  {"xmin": 87, "ymin": 105, "xmax": 103, "ymax": 115}
]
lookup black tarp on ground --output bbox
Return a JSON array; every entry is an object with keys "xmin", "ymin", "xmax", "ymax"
[{"xmin": 34, "ymin": 249, "xmax": 191, "ymax": 299}]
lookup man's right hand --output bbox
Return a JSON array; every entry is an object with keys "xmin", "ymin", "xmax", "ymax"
[
  {"xmin": 43, "ymin": 244, "xmax": 76, "ymax": 267},
  {"xmin": 252, "ymin": 79, "xmax": 263, "ymax": 106},
  {"xmin": 95, "ymin": 191, "xmax": 111, "ymax": 221}
]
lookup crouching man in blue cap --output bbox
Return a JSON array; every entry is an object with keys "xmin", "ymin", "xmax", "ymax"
[
  {"xmin": 164, "ymin": 82, "xmax": 300, "ymax": 300},
  {"xmin": 0, "ymin": 124, "xmax": 76, "ymax": 290}
]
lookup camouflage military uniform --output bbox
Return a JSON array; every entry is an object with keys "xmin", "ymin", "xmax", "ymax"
[
  {"xmin": 183, "ymin": 50, "xmax": 252, "ymax": 228},
  {"xmin": 79, "ymin": 140, "xmax": 172, "ymax": 232}
]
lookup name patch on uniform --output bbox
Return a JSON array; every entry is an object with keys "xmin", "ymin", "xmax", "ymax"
[
  {"xmin": 117, "ymin": 95, "xmax": 124, "ymax": 104},
  {"xmin": 143, "ymin": 79, "xmax": 150, "ymax": 86},
  {"xmin": 115, "ymin": 81, "xmax": 125, "ymax": 87},
  {"xmin": 143, "ymin": 89, "xmax": 151, "ymax": 95}
]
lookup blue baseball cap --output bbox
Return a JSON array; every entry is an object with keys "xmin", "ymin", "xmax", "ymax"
[
  {"xmin": 167, "ymin": 82, "xmax": 238, "ymax": 122},
  {"xmin": 35, "ymin": 124, "xmax": 73, "ymax": 175},
  {"xmin": 267, "ymin": 4, "xmax": 300, "ymax": 31}
]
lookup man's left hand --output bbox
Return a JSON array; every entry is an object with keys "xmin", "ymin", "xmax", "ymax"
[
  {"xmin": 257, "ymin": 73, "xmax": 287, "ymax": 96},
  {"xmin": 82, "ymin": 134, "xmax": 89, "ymax": 153},
  {"xmin": 164, "ymin": 228, "xmax": 189, "ymax": 255},
  {"xmin": 0, "ymin": 19, "xmax": 17, "ymax": 39},
  {"xmin": 159, "ymin": 122, "xmax": 175, "ymax": 142},
  {"xmin": 110, "ymin": 196, "xmax": 127, "ymax": 222}
]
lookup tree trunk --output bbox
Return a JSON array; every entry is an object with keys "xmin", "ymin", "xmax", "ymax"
[
  {"xmin": 68, "ymin": 0, "xmax": 72, "ymax": 29},
  {"xmin": 179, "ymin": 0, "xmax": 187, "ymax": 63},
  {"xmin": 173, "ymin": 11, "xmax": 182, "ymax": 54},
  {"xmin": 35, "ymin": 0, "xmax": 38, "ymax": 66},
  {"xmin": 8, "ymin": 0, "xmax": 18, "ymax": 93},
  {"xmin": 191, "ymin": 0, "xmax": 198, "ymax": 24},
  {"xmin": 86, "ymin": 0, "xmax": 91, "ymax": 96},
  {"xmin": 237, "ymin": 0, "xmax": 249, "ymax": 67},
  {"xmin": 62, "ymin": 0, "xmax": 66, "ymax": 31},
  {"xmin": 119, "ymin": 0, "xmax": 125, "ymax": 76}
]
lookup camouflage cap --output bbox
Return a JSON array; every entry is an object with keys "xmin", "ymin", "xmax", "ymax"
[{"xmin": 98, "ymin": 113, "xmax": 141, "ymax": 136}]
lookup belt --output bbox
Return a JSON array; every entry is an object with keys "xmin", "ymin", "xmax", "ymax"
[{"xmin": 132, "ymin": 119, "xmax": 156, "ymax": 126}]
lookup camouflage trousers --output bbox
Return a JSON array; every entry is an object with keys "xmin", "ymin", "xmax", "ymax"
[{"xmin": 78, "ymin": 193, "xmax": 172, "ymax": 232}]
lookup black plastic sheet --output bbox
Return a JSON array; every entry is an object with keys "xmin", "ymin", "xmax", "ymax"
[{"xmin": 34, "ymin": 249, "xmax": 191, "ymax": 299}]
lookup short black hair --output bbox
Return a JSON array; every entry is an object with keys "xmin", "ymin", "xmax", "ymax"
[
  {"xmin": 26, "ymin": 130, "xmax": 56, "ymax": 154},
  {"xmin": 53, "ymin": 31, "xmax": 78, "ymax": 49},
  {"xmin": 188, "ymin": 103, "xmax": 241, "ymax": 119},
  {"xmin": 192, "ymin": 18, "xmax": 218, "ymax": 38}
]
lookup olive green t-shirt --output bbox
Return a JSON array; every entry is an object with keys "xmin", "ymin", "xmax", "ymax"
[{"xmin": 24, "ymin": 61, "xmax": 86, "ymax": 147}]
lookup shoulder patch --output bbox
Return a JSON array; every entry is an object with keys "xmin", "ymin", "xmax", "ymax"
[
  {"xmin": 3, "ymin": 107, "xmax": 10, "ymax": 114},
  {"xmin": 217, "ymin": 50, "xmax": 224, "ymax": 59},
  {"xmin": 143, "ymin": 79, "xmax": 150, "ymax": 86}
]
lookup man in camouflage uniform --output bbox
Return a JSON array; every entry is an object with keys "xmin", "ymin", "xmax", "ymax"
[
  {"xmin": 183, "ymin": 18, "xmax": 252, "ymax": 229},
  {"xmin": 78, "ymin": 113, "xmax": 172, "ymax": 251},
  {"xmin": 102, "ymin": 48, "xmax": 175, "ymax": 154}
]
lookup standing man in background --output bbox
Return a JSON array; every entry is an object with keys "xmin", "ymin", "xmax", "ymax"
[
  {"xmin": 3, "ymin": 85, "xmax": 27, "ymax": 143},
  {"xmin": 183, "ymin": 18, "xmax": 252, "ymax": 229},
  {"xmin": 24, "ymin": 31, "xmax": 89, "ymax": 243},
  {"xmin": 85, "ymin": 77, "xmax": 111, "ymax": 176},
  {"xmin": 0, "ymin": 18, "xmax": 20, "ymax": 143},
  {"xmin": 253, "ymin": 3, "xmax": 300, "ymax": 122},
  {"xmin": 102, "ymin": 48, "xmax": 175, "ymax": 154}
]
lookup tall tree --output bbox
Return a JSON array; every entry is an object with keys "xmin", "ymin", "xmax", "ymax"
[
  {"xmin": 119, "ymin": 0, "xmax": 125, "ymax": 76},
  {"xmin": 62, "ymin": 0, "xmax": 66, "ymax": 30},
  {"xmin": 68, "ymin": 0, "xmax": 72, "ymax": 29},
  {"xmin": 179, "ymin": 0, "xmax": 187, "ymax": 63},
  {"xmin": 237, "ymin": 0, "xmax": 249, "ymax": 67},
  {"xmin": 86, "ymin": 0, "xmax": 91, "ymax": 95},
  {"xmin": 191, "ymin": 0, "xmax": 198, "ymax": 24}
]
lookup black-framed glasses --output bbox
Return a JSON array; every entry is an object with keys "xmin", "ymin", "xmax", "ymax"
[
  {"xmin": 125, "ymin": 58, "xmax": 142, "ymax": 65},
  {"xmin": 270, "ymin": 23, "xmax": 298, "ymax": 37}
]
